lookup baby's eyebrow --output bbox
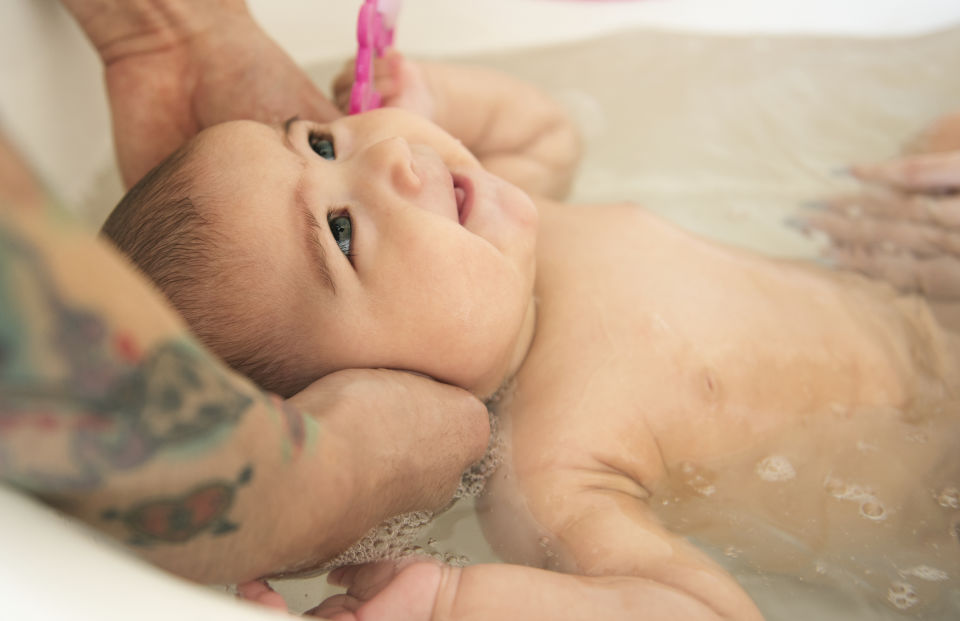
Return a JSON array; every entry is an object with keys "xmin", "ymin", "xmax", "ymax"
[{"xmin": 299, "ymin": 195, "xmax": 336, "ymax": 295}]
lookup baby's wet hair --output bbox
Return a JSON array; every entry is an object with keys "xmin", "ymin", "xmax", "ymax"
[{"xmin": 101, "ymin": 141, "xmax": 307, "ymax": 397}]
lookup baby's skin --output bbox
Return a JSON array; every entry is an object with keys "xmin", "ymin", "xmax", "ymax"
[
  {"xmin": 481, "ymin": 198, "xmax": 960, "ymax": 614},
  {"xmin": 280, "ymin": 200, "xmax": 959, "ymax": 621},
  {"xmin": 119, "ymin": 54, "xmax": 959, "ymax": 619},
  {"xmin": 317, "ymin": 57, "xmax": 960, "ymax": 620}
]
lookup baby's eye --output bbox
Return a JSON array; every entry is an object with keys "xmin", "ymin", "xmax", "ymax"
[
  {"xmin": 328, "ymin": 213, "xmax": 352, "ymax": 257},
  {"xmin": 309, "ymin": 132, "xmax": 337, "ymax": 160}
]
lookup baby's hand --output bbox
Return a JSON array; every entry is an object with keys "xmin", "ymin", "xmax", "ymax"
[
  {"xmin": 332, "ymin": 50, "xmax": 437, "ymax": 120},
  {"xmin": 307, "ymin": 558, "xmax": 447, "ymax": 621}
]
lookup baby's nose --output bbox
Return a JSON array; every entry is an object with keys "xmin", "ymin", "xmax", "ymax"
[{"xmin": 363, "ymin": 136, "xmax": 421, "ymax": 195}]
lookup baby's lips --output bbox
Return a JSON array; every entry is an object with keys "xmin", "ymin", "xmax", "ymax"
[{"xmin": 452, "ymin": 173, "xmax": 474, "ymax": 225}]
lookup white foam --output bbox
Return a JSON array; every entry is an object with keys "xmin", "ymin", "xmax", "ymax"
[
  {"xmin": 900, "ymin": 565, "xmax": 949, "ymax": 582},
  {"xmin": 755, "ymin": 455, "xmax": 796, "ymax": 482},
  {"xmin": 936, "ymin": 487, "xmax": 959, "ymax": 509}
]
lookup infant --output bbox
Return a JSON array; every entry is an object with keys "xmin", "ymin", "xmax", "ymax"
[{"xmin": 102, "ymin": 57, "xmax": 960, "ymax": 619}]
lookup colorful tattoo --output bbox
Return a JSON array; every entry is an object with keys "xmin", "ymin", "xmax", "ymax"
[
  {"xmin": 0, "ymin": 219, "xmax": 252, "ymax": 492},
  {"xmin": 268, "ymin": 394, "xmax": 312, "ymax": 460},
  {"xmin": 102, "ymin": 465, "xmax": 253, "ymax": 546}
]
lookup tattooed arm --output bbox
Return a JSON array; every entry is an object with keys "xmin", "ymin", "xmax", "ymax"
[{"xmin": 0, "ymin": 199, "xmax": 488, "ymax": 584}]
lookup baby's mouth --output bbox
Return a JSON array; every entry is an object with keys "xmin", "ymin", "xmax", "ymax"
[{"xmin": 451, "ymin": 174, "xmax": 473, "ymax": 225}]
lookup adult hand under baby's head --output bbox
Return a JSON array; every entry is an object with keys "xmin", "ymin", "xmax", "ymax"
[{"xmin": 288, "ymin": 368, "xmax": 490, "ymax": 515}]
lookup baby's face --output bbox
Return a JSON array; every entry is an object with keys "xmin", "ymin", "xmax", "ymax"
[{"xmin": 189, "ymin": 109, "xmax": 538, "ymax": 396}]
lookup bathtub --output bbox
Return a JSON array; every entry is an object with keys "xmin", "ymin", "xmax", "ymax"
[{"xmin": 3, "ymin": 1, "xmax": 960, "ymax": 619}]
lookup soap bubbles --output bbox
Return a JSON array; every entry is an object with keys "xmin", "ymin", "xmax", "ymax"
[
  {"xmin": 677, "ymin": 461, "xmax": 717, "ymax": 497},
  {"xmin": 935, "ymin": 487, "xmax": 959, "ymax": 510},
  {"xmin": 887, "ymin": 581, "xmax": 919, "ymax": 610},
  {"xmin": 755, "ymin": 455, "xmax": 796, "ymax": 482},
  {"xmin": 822, "ymin": 475, "xmax": 888, "ymax": 522},
  {"xmin": 859, "ymin": 498, "xmax": 887, "ymax": 521}
]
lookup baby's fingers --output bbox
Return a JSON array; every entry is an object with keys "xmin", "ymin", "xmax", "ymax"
[
  {"xmin": 802, "ymin": 211, "xmax": 960, "ymax": 258},
  {"xmin": 371, "ymin": 50, "xmax": 404, "ymax": 101},
  {"xmin": 852, "ymin": 151, "xmax": 960, "ymax": 193},
  {"xmin": 825, "ymin": 248, "xmax": 960, "ymax": 301}
]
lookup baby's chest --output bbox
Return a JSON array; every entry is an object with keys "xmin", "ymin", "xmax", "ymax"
[{"xmin": 521, "ymin": 286, "xmax": 908, "ymax": 468}]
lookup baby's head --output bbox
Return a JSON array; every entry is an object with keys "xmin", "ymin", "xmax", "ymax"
[{"xmin": 103, "ymin": 109, "xmax": 538, "ymax": 398}]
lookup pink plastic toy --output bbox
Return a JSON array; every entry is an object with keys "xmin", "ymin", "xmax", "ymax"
[{"xmin": 350, "ymin": 0, "xmax": 402, "ymax": 114}]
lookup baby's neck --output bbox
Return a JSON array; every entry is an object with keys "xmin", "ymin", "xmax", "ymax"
[{"xmin": 481, "ymin": 295, "xmax": 538, "ymax": 402}]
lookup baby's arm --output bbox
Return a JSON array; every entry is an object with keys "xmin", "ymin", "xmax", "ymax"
[
  {"xmin": 478, "ymin": 459, "xmax": 764, "ymax": 620},
  {"xmin": 549, "ymin": 488, "xmax": 764, "ymax": 620},
  {"xmin": 334, "ymin": 52, "xmax": 582, "ymax": 200},
  {"xmin": 0, "ymin": 188, "xmax": 488, "ymax": 584}
]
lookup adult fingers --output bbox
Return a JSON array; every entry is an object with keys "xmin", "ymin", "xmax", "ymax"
[
  {"xmin": 815, "ymin": 190, "xmax": 960, "ymax": 228},
  {"xmin": 852, "ymin": 150, "xmax": 960, "ymax": 193},
  {"xmin": 306, "ymin": 593, "xmax": 360, "ymax": 620},
  {"xmin": 235, "ymin": 580, "xmax": 288, "ymax": 611},
  {"xmin": 824, "ymin": 248, "xmax": 960, "ymax": 301},
  {"xmin": 801, "ymin": 210, "xmax": 960, "ymax": 257},
  {"xmin": 904, "ymin": 110, "xmax": 960, "ymax": 155}
]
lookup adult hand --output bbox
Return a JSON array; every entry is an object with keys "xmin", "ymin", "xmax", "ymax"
[
  {"xmin": 61, "ymin": 0, "xmax": 342, "ymax": 188},
  {"xmin": 289, "ymin": 369, "xmax": 490, "ymax": 522},
  {"xmin": 239, "ymin": 558, "xmax": 448, "ymax": 621},
  {"xmin": 308, "ymin": 559, "xmax": 446, "ymax": 621},
  {"xmin": 804, "ymin": 112, "xmax": 960, "ymax": 300}
]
